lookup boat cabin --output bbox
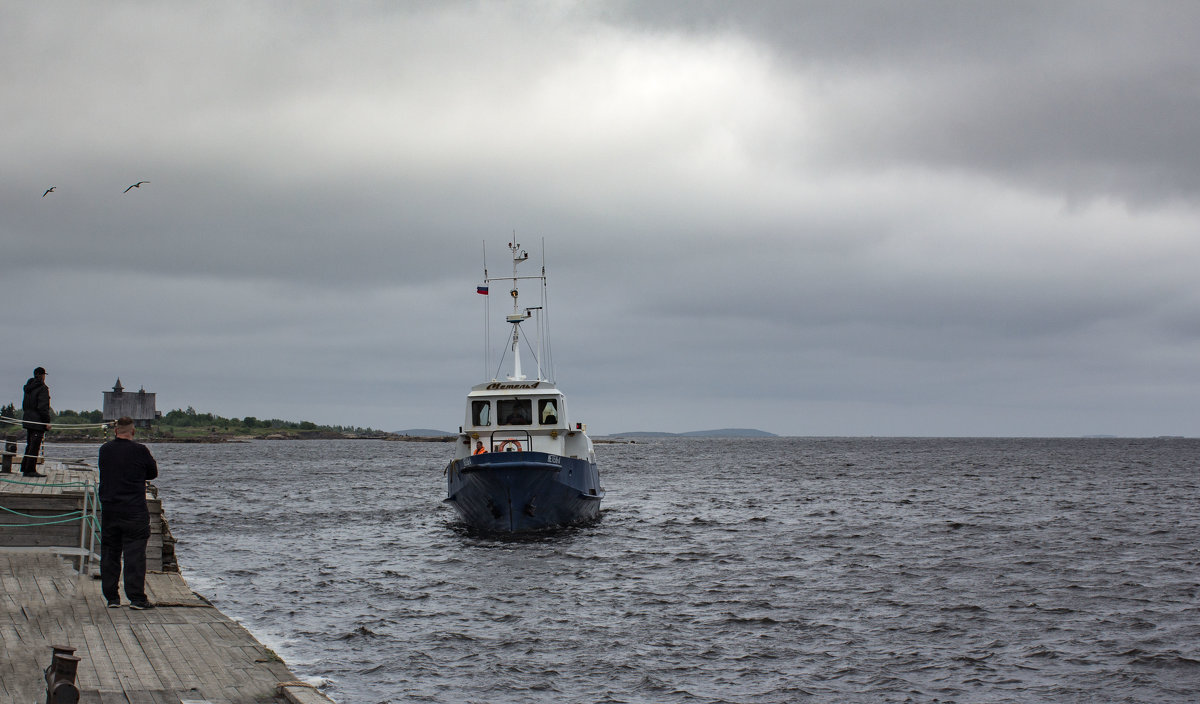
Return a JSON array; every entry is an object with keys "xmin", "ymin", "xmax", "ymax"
[
  {"xmin": 472, "ymin": 396, "xmax": 560, "ymax": 428},
  {"xmin": 458, "ymin": 381, "xmax": 592, "ymax": 460}
]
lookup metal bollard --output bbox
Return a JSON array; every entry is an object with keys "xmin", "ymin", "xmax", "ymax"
[
  {"xmin": 0, "ymin": 441, "xmax": 15, "ymax": 473},
  {"xmin": 44, "ymin": 645, "xmax": 80, "ymax": 704}
]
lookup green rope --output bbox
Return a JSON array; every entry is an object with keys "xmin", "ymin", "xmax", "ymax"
[
  {"xmin": 0, "ymin": 505, "xmax": 83, "ymax": 518},
  {"xmin": 0, "ymin": 472, "xmax": 103, "ymax": 545},
  {"xmin": 0, "ymin": 476, "xmax": 91, "ymax": 488},
  {"xmin": 0, "ymin": 514, "xmax": 84, "ymax": 527}
]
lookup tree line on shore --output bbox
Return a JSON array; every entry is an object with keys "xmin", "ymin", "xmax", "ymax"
[{"xmin": 1, "ymin": 404, "xmax": 384, "ymax": 439}]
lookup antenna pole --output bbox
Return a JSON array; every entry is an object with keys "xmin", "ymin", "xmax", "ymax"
[{"xmin": 482, "ymin": 240, "xmax": 490, "ymax": 379}]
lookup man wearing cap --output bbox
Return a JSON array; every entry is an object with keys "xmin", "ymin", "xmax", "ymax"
[
  {"xmin": 20, "ymin": 366, "xmax": 51, "ymax": 477},
  {"xmin": 98, "ymin": 416, "xmax": 159, "ymax": 609}
]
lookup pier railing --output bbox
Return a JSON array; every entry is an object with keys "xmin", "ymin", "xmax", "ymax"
[{"xmin": 0, "ymin": 469, "xmax": 101, "ymax": 574}]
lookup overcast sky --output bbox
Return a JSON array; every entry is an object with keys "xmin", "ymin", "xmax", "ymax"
[{"xmin": 4, "ymin": 1, "xmax": 1199, "ymax": 437}]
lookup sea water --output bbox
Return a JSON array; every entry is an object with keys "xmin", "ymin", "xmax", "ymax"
[{"xmin": 102, "ymin": 437, "xmax": 1200, "ymax": 702}]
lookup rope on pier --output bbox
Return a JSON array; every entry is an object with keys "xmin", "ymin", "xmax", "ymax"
[
  {"xmin": 0, "ymin": 475, "xmax": 100, "ymax": 540},
  {"xmin": 0, "ymin": 504, "xmax": 84, "ymax": 519},
  {"xmin": 2, "ymin": 454, "xmax": 96, "ymax": 468},
  {"xmin": 0, "ymin": 415, "xmax": 112, "ymax": 430},
  {"xmin": 0, "ymin": 419, "xmax": 111, "ymax": 429}
]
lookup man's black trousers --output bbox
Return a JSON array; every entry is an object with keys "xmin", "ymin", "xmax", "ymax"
[
  {"xmin": 100, "ymin": 510, "xmax": 151, "ymax": 603},
  {"xmin": 21, "ymin": 428, "xmax": 44, "ymax": 474}
]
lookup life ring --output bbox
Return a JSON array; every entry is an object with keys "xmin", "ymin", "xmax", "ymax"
[{"xmin": 499, "ymin": 439, "xmax": 523, "ymax": 452}]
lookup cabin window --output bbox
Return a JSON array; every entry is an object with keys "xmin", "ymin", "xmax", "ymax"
[
  {"xmin": 538, "ymin": 399, "xmax": 559, "ymax": 425},
  {"xmin": 472, "ymin": 401, "xmax": 491, "ymax": 427},
  {"xmin": 497, "ymin": 399, "xmax": 532, "ymax": 425}
]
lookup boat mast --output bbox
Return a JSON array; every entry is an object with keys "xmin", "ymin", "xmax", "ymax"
[
  {"xmin": 483, "ymin": 239, "xmax": 550, "ymax": 382},
  {"xmin": 505, "ymin": 241, "xmax": 530, "ymax": 381}
]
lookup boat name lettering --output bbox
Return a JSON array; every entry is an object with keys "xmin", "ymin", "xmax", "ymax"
[
  {"xmin": 487, "ymin": 382, "xmax": 541, "ymax": 390},
  {"xmin": 548, "ymin": 455, "xmax": 561, "ymax": 465}
]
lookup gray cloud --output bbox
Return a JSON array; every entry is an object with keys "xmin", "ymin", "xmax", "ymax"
[
  {"xmin": 609, "ymin": 1, "xmax": 1200, "ymax": 205},
  {"xmin": 3, "ymin": 2, "xmax": 1199, "ymax": 436}
]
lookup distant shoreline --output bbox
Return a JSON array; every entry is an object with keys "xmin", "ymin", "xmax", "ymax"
[{"xmin": 8, "ymin": 432, "xmax": 457, "ymax": 444}]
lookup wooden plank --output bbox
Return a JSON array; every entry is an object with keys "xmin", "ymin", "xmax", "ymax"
[
  {"xmin": 0, "ymin": 657, "xmax": 15, "ymax": 701},
  {"xmin": 202, "ymin": 619, "xmax": 267, "ymax": 702},
  {"xmin": 134, "ymin": 622, "xmax": 197, "ymax": 695},
  {"xmin": 31, "ymin": 565, "xmax": 57, "ymax": 605},
  {"xmin": 0, "ymin": 494, "xmax": 85, "ymax": 508},
  {"xmin": 124, "ymin": 689, "xmax": 176, "ymax": 704},
  {"xmin": 148, "ymin": 622, "xmax": 205, "ymax": 692},
  {"xmin": 180, "ymin": 621, "xmax": 231, "ymax": 687},
  {"xmin": 115, "ymin": 622, "xmax": 168, "ymax": 691},
  {"xmin": 280, "ymin": 684, "xmax": 334, "ymax": 704},
  {"xmin": 145, "ymin": 572, "xmax": 206, "ymax": 606},
  {"xmin": 80, "ymin": 623, "xmax": 123, "ymax": 691},
  {"xmin": 207, "ymin": 623, "xmax": 261, "ymax": 694},
  {"xmin": 0, "ymin": 528, "xmax": 82, "ymax": 547},
  {"xmin": 71, "ymin": 582, "xmax": 106, "ymax": 689},
  {"xmin": 98, "ymin": 621, "xmax": 145, "ymax": 693},
  {"xmin": 163, "ymin": 621, "xmax": 231, "ymax": 698}
]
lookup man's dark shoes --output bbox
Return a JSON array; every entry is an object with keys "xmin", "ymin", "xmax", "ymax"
[
  {"xmin": 22, "ymin": 472, "xmax": 47, "ymax": 478},
  {"xmin": 129, "ymin": 600, "xmax": 155, "ymax": 610},
  {"xmin": 107, "ymin": 600, "xmax": 121, "ymax": 608}
]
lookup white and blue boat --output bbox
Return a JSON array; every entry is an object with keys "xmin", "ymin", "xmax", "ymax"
[{"xmin": 444, "ymin": 241, "xmax": 604, "ymax": 532}]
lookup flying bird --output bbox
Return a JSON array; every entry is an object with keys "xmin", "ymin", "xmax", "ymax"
[
  {"xmin": 123, "ymin": 181, "xmax": 150, "ymax": 193},
  {"xmin": 42, "ymin": 187, "xmax": 55, "ymax": 197}
]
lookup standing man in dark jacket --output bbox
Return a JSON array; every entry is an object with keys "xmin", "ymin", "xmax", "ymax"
[
  {"xmin": 20, "ymin": 366, "xmax": 51, "ymax": 477},
  {"xmin": 98, "ymin": 416, "xmax": 159, "ymax": 609}
]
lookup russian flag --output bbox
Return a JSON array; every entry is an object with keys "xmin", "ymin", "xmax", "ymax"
[{"xmin": 477, "ymin": 285, "xmax": 489, "ymax": 295}]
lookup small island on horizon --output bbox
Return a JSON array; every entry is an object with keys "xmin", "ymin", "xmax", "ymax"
[{"xmin": 604, "ymin": 428, "xmax": 778, "ymax": 439}]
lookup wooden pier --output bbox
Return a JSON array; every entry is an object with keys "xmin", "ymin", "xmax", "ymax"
[{"xmin": 1, "ymin": 465, "xmax": 334, "ymax": 704}]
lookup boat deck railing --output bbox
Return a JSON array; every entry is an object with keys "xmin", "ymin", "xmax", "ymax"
[{"xmin": 487, "ymin": 429, "xmax": 533, "ymax": 453}]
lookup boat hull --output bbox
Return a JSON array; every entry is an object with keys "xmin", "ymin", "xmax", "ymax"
[{"xmin": 445, "ymin": 451, "xmax": 603, "ymax": 532}]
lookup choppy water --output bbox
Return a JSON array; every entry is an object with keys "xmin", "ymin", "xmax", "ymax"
[{"xmin": 120, "ymin": 437, "xmax": 1200, "ymax": 702}]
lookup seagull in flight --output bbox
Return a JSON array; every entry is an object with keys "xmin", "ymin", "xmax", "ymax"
[
  {"xmin": 123, "ymin": 181, "xmax": 150, "ymax": 193},
  {"xmin": 42, "ymin": 187, "xmax": 56, "ymax": 197}
]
